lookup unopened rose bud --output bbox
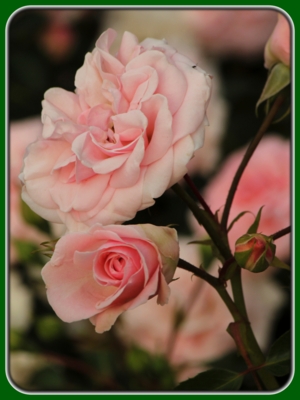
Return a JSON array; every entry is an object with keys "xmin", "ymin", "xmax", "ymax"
[{"xmin": 234, "ymin": 233, "xmax": 276, "ymax": 273}]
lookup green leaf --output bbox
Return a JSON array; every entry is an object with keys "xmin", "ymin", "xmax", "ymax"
[
  {"xmin": 264, "ymin": 331, "xmax": 291, "ymax": 377},
  {"xmin": 270, "ymin": 256, "xmax": 291, "ymax": 271},
  {"xmin": 256, "ymin": 63, "xmax": 290, "ymax": 111},
  {"xmin": 228, "ymin": 211, "xmax": 251, "ymax": 233},
  {"xmin": 247, "ymin": 206, "xmax": 264, "ymax": 234},
  {"xmin": 174, "ymin": 368, "xmax": 244, "ymax": 391}
]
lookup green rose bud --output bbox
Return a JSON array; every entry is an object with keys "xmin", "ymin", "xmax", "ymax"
[{"xmin": 234, "ymin": 233, "xmax": 276, "ymax": 273}]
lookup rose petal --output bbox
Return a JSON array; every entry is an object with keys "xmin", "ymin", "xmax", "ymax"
[
  {"xmin": 141, "ymin": 95, "xmax": 173, "ymax": 165},
  {"xmin": 121, "ymin": 66, "xmax": 159, "ymax": 108},
  {"xmin": 75, "ymin": 51, "xmax": 107, "ymax": 107},
  {"xmin": 127, "ymin": 50, "xmax": 187, "ymax": 114},
  {"xmin": 91, "ymin": 305, "xmax": 126, "ymax": 334},
  {"xmin": 110, "ymin": 136, "xmax": 145, "ymax": 188},
  {"xmin": 172, "ymin": 66, "xmax": 212, "ymax": 143},
  {"xmin": 117, "ymin": 30, "xmax": 140, "ymax": 65},
  {"xmin": 49, "ymin": 173, "xmax": 110, "ymax": 213}
]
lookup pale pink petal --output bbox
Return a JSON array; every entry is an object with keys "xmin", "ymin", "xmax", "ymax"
[
  {"xmin": 112, "ymin": 110, "xmax": 148, "ymax": 135},
  {"xmin": 43, "ymin": 87, "xmax": 82, "ymax": 122},
  {"xmin": 142, "ymin": 147, "xmax": 174, "ymax": 200},
  {"xmin": 95, "ymin": 28, "xmax": 117, "ymax": 53},
  {"xmin": 170, "ymin": 135, "xmax": 196, "ymax": 186},
  {"xmin": 72, "ymin": 131, "xmax": 107, "ymax": 168},
  {"xmin": 75, "ymin": 51, "xmax": 107, "ymax": 107},
  {"xmin": 92, "ymin": 154, "xmax": 129, "ymax": 174},
  {"xmin": 172, "ymin": 68, "xmax": 212, "ymax": 143},
  {"xmin": 86, "ymin": 105, "xmax": 114, "ymax": 130},
  {"xmin": 121, "ymin": 66, "xmax": 158, "ymax": 108},
  {"xmin": 127, "ymin": 50, "xmax": 187, "ymax": 114},
  {"xmin": 91, "ymin": 306, "xmax": 126, "ymax": 334},
  {"xmin": 110, "ymin": 136, "xmax": 145, "ymax": 188},
  {"xmin": 141, "ymin": 95, "xmax": 173, "ymax": 165},
  {"xmin": 21, "ymin": 139, "xmax": 69, "ymax": 181},
  {"xmin": 98, "ymin": 50, "xmax": 124, "ymax": 86},
  {"xmin": 75, "ymin": 160, "xmax": 96, "ymax": 182},
  {"xmin": 117, "ymin": 31, "xmax": 140, "ymax": 65},
  {"xmin": 190, "ymin": 118, "xmax": 208, "ymax": 151},
  {"xmin": 49, "ymin": 173, "xmax": 110, "ymax": 213},
  {"xmin": 128, "ymin": 267, "xmax": 160, "ymax": 309}
]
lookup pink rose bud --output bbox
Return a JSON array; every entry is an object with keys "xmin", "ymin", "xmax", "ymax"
[
  {"xmin": 41, "ymin": 224, "xmax": 179, "ymax": 333},
  {"xmin": 264, "ymin": 13, "xmax": 291, "ymax": 69},
  {"xmin": 234, "ymin": 233, "xmax": 276, "ymax": 273}
]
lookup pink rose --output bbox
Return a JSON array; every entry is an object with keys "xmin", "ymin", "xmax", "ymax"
[
  {"xmin": 185, "ymin": 10, "xmax": 277, "ymax": 58},
  {"xmin": 264, "ymin": 13, "xmax": 291, "ymax": 69},
  {"xmin": 190, "ymin": 135, "xmax": 290, "ymax": 260},
  {"xmin": 41, "ymin": 224, "xmax": 179, "ymax": 333},
  {"xmin": 20, "ymin": 28, "xmax": 212, "ymax": 231}
]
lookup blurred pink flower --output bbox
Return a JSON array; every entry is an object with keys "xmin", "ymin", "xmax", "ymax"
[
  {"xmin": 39, "ymin": 20, "xmax": 76, "ymax": 61},
  {"xmin": 191, "ymin": 135, "xmax": 290, "ymax": 260},
  {"xmin": 116, "ymin": 237, "xmax": 285, "ymax": 382},
  {"xmin": 37, "ymin": 10, "xmax": 91, "ymax": 61},
  {"xmin": 10, "ymin": 118, "xmax": 48, "ymax": 263},
  {"xmin": 185, "ymin": 10, "xmax": 277, "ymax": 58},
  {"xmin": 264, "ymin": 13, "xmax": 291, "ymax": 69}
]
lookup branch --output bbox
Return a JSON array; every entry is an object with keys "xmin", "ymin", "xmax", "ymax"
[
  {"xmin": 184, "ymin": 174, "xmax": 216, "ymax": 220},
  {"xmin": 271, "ymin": 226, "xmax": 291, "ymax": 241},
  {"xmin": 177, "ymin": 258, "xmax": 243, "ymax": 323},
  {"xmin": 221, "ymin": 94, "xmax": 285, "ymax": 230}
]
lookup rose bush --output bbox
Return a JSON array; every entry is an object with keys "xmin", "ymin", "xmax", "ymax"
[
  {"xmin": 20, "ymin": 28, "xmax": 212, "ymax": 231},
  {"xmin": 41, "ymin": 223, "xmax": 179, "ymax": 333},
  {"xmin": 264, "ymin": 13, "xmax": 291, "ymax": 69},
  {"xmin": 189, "ymin": 135, "xmax": 290, "ymax": 260}
]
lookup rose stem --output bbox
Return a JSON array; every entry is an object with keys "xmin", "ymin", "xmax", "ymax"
[
  {"xmin": 183, "ymin": 173, "xmax": 216, "ymax": 220},
  {"xmin": 177, "ymin": 258, "xmax": 279, "ymax": 390},
  {"xmin": 270, "ymin": 226, "xmax": 291, "ymax": 241},
  {"xmin": 177, "ymin": 258, "xmax": 243, "ymax": 323},
  {"xmin": 172, "ymin": 183, "xmax": 231, "ymax": 261},
  {"xmin": 220, "ymin": 94, "xmax": 285, "ymax": 231},
  {"xmin": 173, "ymin": 185, "xmax": 279, "ymax": 389}
]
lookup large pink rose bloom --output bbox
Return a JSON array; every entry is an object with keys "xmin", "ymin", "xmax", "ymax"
[
  {"xmin": 264, "ymin": 13, "xmax": 291, "ymax": 69},
  {"xmin": 20, "ymin": 28, "xmax": 212, "ymax": 231},
  {"xmin": 185, "ymin": 10, "xmax": 277, "ymax": 58},
  {"xmin": 191, "ymin": 135, "xmax": 290, "ymax": 260},
  {"xmin": 41, "ymin": 224, "xmax": 179, "ymax": 333}
]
